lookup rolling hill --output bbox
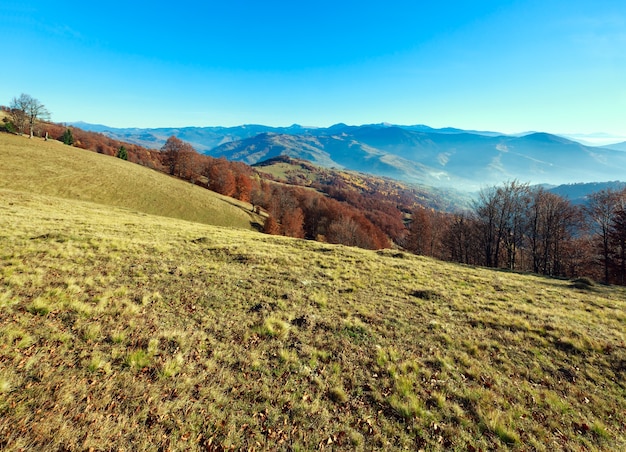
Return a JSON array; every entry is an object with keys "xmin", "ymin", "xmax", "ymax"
[
  {"xmin": 253, "ymin": 155, "xmax": 472, "ymax": 212},
  {"xmin": 547, "ymin": 181, "xmax": 626, "ymax": 205},
  {"xmin": 213, "ymin": 127, "xmax": 626, "ymax": 190},
  {"xmin": 0, "ymin": 133, "xmax": 260, "ymax": 230},
  {"xmin": 77, "ymin": 121, "xmax": 626, "ymax": 190},
  {"xmin": 1, "ymin": 179, "xmax": 625, "ymax": 450},
  {"xmin": 603, "ymin": 141, "xmax": 626, "ymax": 152}
]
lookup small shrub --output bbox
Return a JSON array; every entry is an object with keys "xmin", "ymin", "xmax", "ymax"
[{"xmin": 2, "ymin": 119, "xmax": 16, "ymax": 134}]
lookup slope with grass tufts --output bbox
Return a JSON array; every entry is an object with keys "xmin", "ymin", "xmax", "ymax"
[
  {"xmin": 0, "ymin": 133, "xmax": 259, "ymax": 229},
  {"xmin": 1, "ymin": 187, "xmax": 625, "ymax": 450}
]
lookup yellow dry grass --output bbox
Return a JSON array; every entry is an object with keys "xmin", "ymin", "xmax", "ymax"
[
  {"xmin": 0, "ymin": 133, "xmax": 259, "ymax": 229},
  {"xmin": 0, "ymin": 188, "xmax": 625, "ymax": 450},
  {"xmin": 1, "ymin": 130, "xmax": 625, "ymax": 450}
]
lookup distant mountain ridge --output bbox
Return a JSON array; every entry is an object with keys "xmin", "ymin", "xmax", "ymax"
[
  {"xmin": 547, "ymin": 181, "xmax": 626, "ymax": 204},
  {"xmin": 602, "ymin": 141, "xmax": 626, "ymax": 152},
  {"xmin": 72, "ymin": 121, "xmax": 626, "ymax": 190}
]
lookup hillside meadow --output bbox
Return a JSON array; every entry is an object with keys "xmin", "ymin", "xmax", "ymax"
[
  {"xmin": 1, "ymin": 132, "xmax": 625, "ymax": 450},
  {"xmin": 0, "ymin": 133, "xmax": 259, "ymax": 230},
  {"xmin": 0, "ymin": 187, "xmax": 625, "ymax": 450}
]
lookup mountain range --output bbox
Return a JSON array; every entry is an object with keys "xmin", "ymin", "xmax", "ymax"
[{"xmin": 72, "ymin": 122, "xmax": 626, "ymax": 190}]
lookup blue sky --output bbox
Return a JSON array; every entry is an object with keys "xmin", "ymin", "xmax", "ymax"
[{"xmin": 1, "ymin": 1, "xmax": 625, "ymax": 140}]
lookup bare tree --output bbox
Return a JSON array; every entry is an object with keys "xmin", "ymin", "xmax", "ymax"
[
  {"xmin": 584, "ymin": 189, "xmax": 624, "ymax": 284},
  {"xmin": 527, "ymin": 187, "xmax": 579, "ymax": 276},
  {"xmin": 444, "ymin": 211, "xmax": 480, "ymax": 265},
  {"xmin": 474, "ymin": 180, "xmax": 530, "ymax": 269},
  {"xmin": 9, "ymin": 94, "xmax": 50, "ymax": 138},
  {"xmin": 608, "ymin": 204, "xmax": 626, "ymax": 285}
]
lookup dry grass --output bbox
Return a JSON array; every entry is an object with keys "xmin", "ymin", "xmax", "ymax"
[
  {"xmin": 1, "ymin": 189, "xmax": 625, "ymax": 451},
  {"xmin": 0, "ymin": 133, "xmax": 259, "ymax": 229},
  {"xmin": 1, "ymin": 133, "xmax": 625, "ymax": 450}
]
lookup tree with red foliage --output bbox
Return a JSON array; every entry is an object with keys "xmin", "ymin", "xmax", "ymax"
[
  {"xmin": 160, "ymin": 136, "xmax": 196, "ymax": 177},
  {"xmin": 282, "ymin": 207, "xmax": 305, "ymax": 238},
  {"xmin": 206, "ymin": 160, "xmax": 236, "ymax": 197},
  {"xmin": 235, "ymin": 173, "xmax": 252, "ymax": 202},
  {"xmin": 263, "ymin": 215, "xmax": 281, "ymax": 235},
  {"xmin": 251, "ymin": 180, "xmax": 272, "ymax": 212},
  {"xmin": 405, "ymin": 207, "xmax": 433, "ymax": 255},
  {"xmin": 326, "ymin": 215, "xmax": 387, "ymax": 249},
  {"xmin": 327, "ymin": 218, "xmax": 361, "ymax": 246}
]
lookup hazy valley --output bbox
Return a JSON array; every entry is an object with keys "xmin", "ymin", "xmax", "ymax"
[{"xmin": 75, "ymin": 122, "xmax": 626, "ymax": 191}]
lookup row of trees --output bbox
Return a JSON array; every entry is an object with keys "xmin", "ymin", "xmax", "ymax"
[
  {"xmin": 404, "ymin": 181, "xmax": 626, "ymax": 285},
  {"xmin": 3, "ymin": 94, "xmax": 160, "ymax": 167}
]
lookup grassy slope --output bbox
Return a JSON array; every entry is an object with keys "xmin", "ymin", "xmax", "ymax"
[
  {"xmin": 0, "ymin": 133, "xmax": 258, "ymax": 230},
  {"xmin": 1, "ymin": 189, "xmax": 625, "ymax": 450}
]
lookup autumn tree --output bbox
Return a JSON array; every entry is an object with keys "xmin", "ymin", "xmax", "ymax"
[
  {"xmin": 234, "ymin": 173, "xmax": 252, "ymax": 202},
  {"xmin": 608, "ymin": 204, "xmax": 626, "ymax": 285},
  {"xmin": 282, "ymin": 207, "xmax": 305, "ymax": 238},
  {"xmin": 160, "ymin": 136, "xmax": 195, "ymax": 177},
  {"xmin": 443, "ymin": 211, "xmax": 479, "ymax": 265},
  {"xmin": 263, "ymin": 215, "xmax": 281, "ymax": 235},
  {"xmin": 9, "ymin": 94, "xmax": 50, "ymax": 138},
  {"xmin": 206, "ymin": 159, "xmax": 236, "ymax": 197},
  {"xmin": 405, "ymin": 207, "xmax": 432, "ymax": 255},
  {"xmin": 250, "ymin": 180, "xmax": 272, "ymax": 212},
  {"xmin": 327, "ymin": 217, "xmax": 362, "ymax": 246}
]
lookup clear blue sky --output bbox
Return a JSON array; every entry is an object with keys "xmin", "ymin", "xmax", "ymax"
[{"xmin": 1, "ymin": 0, "xmax": 625, "ymax": 139}]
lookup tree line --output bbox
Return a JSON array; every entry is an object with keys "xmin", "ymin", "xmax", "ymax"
[
  {"xmin": 405, "ymin": 180, "xmax": 626, "ymax": 285},
  {"xmin": 159, "ymin": 136, "xmax": 390, "ymax": 249}
]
